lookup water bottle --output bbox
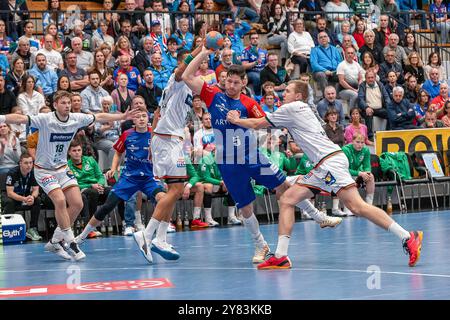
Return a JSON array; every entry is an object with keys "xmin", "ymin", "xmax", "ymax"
[
  {"xmin": 107, "ymin": 216, "xmax": 113, "ymax": 234},
  {"xmin": 386, "ymin": 196, "xmax": 393, "ymax": 216},
  {"xmin": 176, "ymin": 213, "xmax": 183, "ymax": 232},
  {"xmin": 184, "ymin": 211, "xmax": 190, "ymax": 228},
  {"xmin": 321, "ymin": 202, "xmax": 327, "ymax": 215},
  {"xmin": 75, "ymin": 220, "xmax": 81, "ymax": 236},
  {"xmin": 100, "ymin": 222, "xmax": 106, "ymax": 234}
]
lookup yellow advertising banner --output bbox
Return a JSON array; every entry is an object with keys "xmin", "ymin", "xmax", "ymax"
[{"xmin": 375, "ymin": 128, "xmax": 450, "ymax": 155}]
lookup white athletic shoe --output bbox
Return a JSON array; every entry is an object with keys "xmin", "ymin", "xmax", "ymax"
[
  {"xmin": 124, "ymin": 226, "xmax": 135, "ymax": 236},
  {"xmin": 167, "ymin": 223, "xmax": 176, "ymax": 233},
  {"xmin": 135, "ymin": 223, "xmax": 145, "ymax": 232},
  {"xmin": 332, "ymin": 208, "xmax": 348, "ymax": 217},
  {"xmin": 319, "ymin": 216, "xmax": 343, "ymax": 229},
  {"xmin": 67, "ymin": 241, "xmax": 86, "ymax": 261},
  {"xmin": 227, "ymin": 216, "xmax": 242, "ymax": 225},
  {"xmin": 133, "ymin": 231, "xmax": 153, "ymax": 263},
  {"xmin": 151, "ymin": 238, "xmax": 180, "ymax": 260},
  {"xmin": 252, "ymin": 242, "xmax": 270, "ymax": 264},
  {"xmin": 206, "ymin": 219, "xmax": 220, "ymax": 227},
  {"xmin": 44, "ymin": 240, "xmax": 72, "ymax": 260}
]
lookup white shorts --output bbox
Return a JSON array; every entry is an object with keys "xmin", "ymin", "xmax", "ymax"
[
  {"xmin": 286, "ymin": 175, "xmax": 301, "ymax": 186},
  {"xmin": 151, "ymin": 134, "xmax": 187, "ymax": 180},
  {"xmin": 34, "ymin": 166, "xmax": 78, "ymax": 195},
  {"xmin": 297, "ymin": 152, "xmax": 356, "ymax": 194}
]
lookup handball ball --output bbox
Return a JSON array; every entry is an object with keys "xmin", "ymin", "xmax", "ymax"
[{"xmin": 205, "ymin": 31, "xmax": 224, "ymax": 50}]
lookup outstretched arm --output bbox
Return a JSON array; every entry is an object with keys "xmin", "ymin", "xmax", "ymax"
[
  {"xmin": 175, "ymin": 44, "xmax": 204, "ymax": 82},
  {"xmin": 0, "ymin": 114, "xmax": 29, "ymax": 125},
  {"xmin": 182, "ymin": 45, "xmax": 211, "ymax": 94},
  {"xmin": 226, "ymin": 110, "xmax": 271, "ymax": 129},
  {"xmin": 95, "ymin": 107, "xmax": 139, "ymax": 123}
]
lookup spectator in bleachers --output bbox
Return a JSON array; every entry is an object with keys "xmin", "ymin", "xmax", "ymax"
[
  {"xmin": 187, "ymin": 95, "xmax": 207, "ymax": 134},
  {"xmin": 286, "ymin": 0, "xmax": 300, "ymax": 28},
  {"xmin": 60, "ymin": 51, "xmax": 90, "ymax": 92},
  {"xmin": 214, "ymin": 48, "xmax": 234, "ymax": 79},
  {"xmin": 223, "ymin": 17, "xmax": 251, "ymax": 56},
  {"xmin": 287, "ymin": 18, "xmax": 315, "ymax": 74},
  {"xmin": 260, "ymin": 53, "xmax": 290, "ymax": 95},
  {"xmin": 359, "ymin": 30, "xmax": 385, "ymax": 65},
  {"xmin": 0, "ymin": 1, "xmax": 29, "ymax": 41},
  {"xmin": 145, "ymin": 0, "xmax": 172, "ymax": 36},
  {"xmin": 360, "ymin": 51, "xmax": 379, "ymax": 81},
  {"xmin": 57, "ymin": 75, "xmax": 71, "ymax": 93},
  {"xmin": 175, "ymin": 1, "xmax": 196, "ymax": 31},
  {"xmin": 225, "ymin": 0, "xmax": 260, "ymax": 23},
  {"xmin": 6, "ymin": 58, "xmax": 27, "ymax": 97},
  {"xmin": 323, "ymin": 107, "xmax": 345, "ymax": 147},
  {"xmin": 64, "ymin": 20, "xmax": 94, "ymax": 52},
  {"xmin": 117, "ymin": 20, "xmax": 141, "ymax": 53},
  {"xmin": 241, "ymin": 32, "xmax": 267, "ymax": 96},
  {"xmin": 385, "ymin": 70, "xmax": 399, "ymax": 99},
  {"xmin": 266, "ymin": 3, "xmax": 289, "ymax": 63},
  {"xmin": 261, "ymin": 92, "xmax": 278, "ymax": 113},
  {"xmin": 259, "ymin": 0, "xmax": 274, "ymax": 27},
  {"xmin": 404, "ymin": 52, "xmax": 425, "ymax": 85},
  {"xmin": 42, "ymin": 0, "xmax": 66, "ymax": 40},
  {"xmin": 382, "ymin": 33, "xmax": 408, "ymax": 66},
  {"xmin": 429, "ymin": 0, "xmax": 450, "ymax": 44},
  {"xmin": 113, "ymin": 54, "xmax": 141, "ymax": 92},
  {"xmin": 311, "ymin": 17, "xmax": 338, "ymax": 47},
  {"xmin": 345, "ymin": 107, "xmax": 373, "ymax": 145},
  {"xmin": 0, "ymin": 74, "xmax": 17, "ymax": 115},
  {"xmin": 377, "ymin": 0, "xmax": 399, "ymax": 15},
  {"xmin": 298, "ymin": 0, "xmax": 322, "ymax": 31},
  {"xmin": 324, "ymin": 0, "xmax": 352, "ymax": 34},
  {"xmin": 89, "ymin": 49, "xmax": 114, "ymax": 93},
  {"xmin": 429, "ymin": 82, "xmax": 449, "ymax": 119},
  {"xmin": 317, "ymin": 86, "xmax": 346, "ymax": 125},
  {"xmin": 172, "ymin": 18, "xmax": 194, "ymax": 52},
  {"xmin": 111, "ymin": 73, "xmax": 135, "ymax": 112},
  {"xmin": 357, "ymin": 70, "xmax": 390, "ymax": 140},
  {"xmin": 404, "ymin": 75, "xmax": 419, "ymax": 103},
  {"xmin": 441, "ymin": 100, "xmax": 450, "ymax": 127},
  {"xmin": 120, "ymin": 0, "xmax": 146, "ymax": 36},
  {"xmin": 148, "ymin": 20, "xmax": 169, "ymax": 54},
  {"xmin": 100, "ymin": 43, "xmax": 116, "ymax": 70},
  {"xmin": 72, "ymin": 37, "xmax": 94, "ymax": 72},
  {"xmin": 148, "ymin": 52, "xmax": 170, "ymax": 90},
  {"xmin": 387, "ymin": 86, "xmax": 417, "ymax": 130},
  {"xmin": 352, "ymin": 19, "xmax": 366, "ymax": 49},
  {"xmin": 424, "ymin": 51, "xmax": 448, "ymax": 81},
  {"xmin": 402, "ymin": 32, "xmax": 419, "ymax": 57},
  {"xmin": 132, "ymin": 37, "xmax": 154, "ymax": 75},
  {"xmin": 40, "ymin": 23, "xmax": 64, "ymax": 53},
  {"xmin": 114, "ymin": 36, "xmax": 135, "ymax": 61},
  {"xmin": 337, "ymin": 21, "xmax": 359, "ymax": 51},
  {"xmin": 214, "ymin": 69, "xmax": 227, "ymax": 92},
  {"xmin": 20, "ymin": 21, "xmax": 41, "ymax": 53},
  {"xmin": 374, "ymin": 15, "xmax": 392, "ymax": 49},
  {"xmin": 0, "ymin": 123, "xmax": 21, "ymax": 174},
  {"xmin": 98, "ymin": 1, "xmax": 121, "ymax": 38},
  {"xmin": 29, "ymin": 53, "xmax": 58, "ymax": 97},
  {"xmin": 414, "ymin": 88, "xmax": 430, "ymax": 125},
  {"xmin": 162, "ymin": 38, "xmax": 179, "ymax": 73},
  {"xmin": 136, "ymin": 69, "xmax": 162, "ymax": 114},
  {"xmin": 422, "ymin": 67, "xmax": 443, "ymax": 99},
  {"xmin": 379, "ymin": 49, "xmax": 404, "ymax": 85},
  {"xmin": 338, "ymin": 34, "xmax": 360, "ymax": 61},
  {"xmin": 92, "ymin": 20, "xmax": 116, "ymax": 51},
  {"xmin": 11, "ymin": 38, "xmax": 32, "ymax": 71},
  {"xmin": 34, "ymin": 34, "xmax": 64, "ymax": 72},
  {"xmin": 196, "ymin": 0, "xmax": 221, "ymax": 32},
  {"xmin": 349, "ymin": 0, "xmax": 370, "ymax": 20},
  {"xmin": 81, "ymin": 71, "xmax": 110, "ymax": 114},
  {"xmin": 241, "ymin": 73, "xmax": 255, "ymax": 98},
  {"xmin": 337, "ymin": 46, "xmax": 363, "ymax": 109},
  {"xmin": 311, "ymin": 31, "xmax": 342, "ymax": 98},
  {"xmin": 2, "ymin": 153, "xmax": 41, "ymax": 241},
  {"xmin": 195, "ymin": 58, "xmax": 217, "ymax": 85},
  {"xmin": 422, "ymin": 109, "xmax": 445, "ymax": 128},
  {"xmin": 17, "ymin": 75, "xmax": 46, "ymax": 117}
]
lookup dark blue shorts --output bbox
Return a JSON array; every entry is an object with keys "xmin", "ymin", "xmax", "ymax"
[
  {"xmin": 218, "ymin": 159, "xmax": 286, "ymax": 209},
  {"xmin": 112, "ymin": 175, "xmax": 165, "ymax": 202}
]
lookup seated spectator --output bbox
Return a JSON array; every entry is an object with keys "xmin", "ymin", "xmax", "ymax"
[
  {"xmin": 0, "ymin": 123, "xmax": 21, "ymax": 174},
  {"xmin": 345, "ymin": 107, "xmax": 373, "ymax": 145},
  {"xmin": 172, "ymin": 18, "xmax": 194, "ymax": 52},
  {"xmin": 379, "ymin": 49, "xmax": 404, "ymax": 85},
  {"xmin": 317, "ymin": 86, "xmax": 346, "ymax": 125},
  {"xmin": 266, "ymin": 3, "xmax": 289, "ymax": 63},
  {"xmin": 337, "ymin": 46, "xmax": 363, "ymax": 108},
  {"xmin": 337, "ymin": 21, "xmax": 358, "ymax": 51},
  {"xmin": 57, "ymin": 75, "xmax": 71, "ymax": 93},
  {"xmin": 17, "ymin": 75, "xmax": 46, "ymax": 117},
  {"xmin": 424, "ymin": 52, "xmax": 447, "ymax": 81},
  {"xmin": 120, "ymin": 0, "xmax": 146, "ymax": 36},
  {"xmin": 261, "ymin": 92, "xmax": 279, "ymax": 113},
  {"xmin": 111, "ymin": 73, "xmax": 135, "ymax": 112},
  {"xmin": 422, "ymin": 110, "xmax": 445, "ymax": 128},
  {"xmin": 81, "ymin": 71, "xmax": 110, "ymax": 114},
  {"xmin": 33, "ymin": 34, "xmax": 64, "ymax": 72},
  {"xmin": 374, "ymin": 14, "xmax": 393, "ymax": 48},
  {"xmin": 0, "ymin": 74, "xmax": 17, "ymax": 114},
  {"xmin": 42, "ymin": 0, "xmax": 66, "ymax": 39},
  {"xmin": 136, "ymin": 69, "xmax": 162, "ymax": 114},
  {"xmin": 2, "ymin": 153, "xmax": 42, "ymax": 241},
  {"xmin": 19, "ymin": 21, "xmax": 41, "ymax": 53},
  {"xmin": 402, "ymin": 32, "xmax": 419, "ymax": 57},
  {"xmin": 144, "ymin": 0, "xmax": 172, "ymax": 35},
  {"xmin": 223, "ymin": 18, "xmax": 251, "ymax": 56},
  {"xmin": 114, "ymin": 36, "xmax": 135, "ymax": 61},
  {"xmin": 148, "ymin": 52, "xmax": 170, "ymax": 90},
  {"xmin": 414, "ymin": 88, "xmax": 430, "ymax": 125},
  {"xmin": 113, "ymin": 55, "xmax": 141, "ymax": 92},
  {"xmin": 287, "ymin": 19, "xmax": 315, "ymax": 74},
  {"xmin": 352, "ymin": 19, "xmax": 366, "ymax": 49},
  {"xmin": 323, "ymin": 107, "xmax": 345, "ymax": 147},
  {"xmin": 241, "ymin": 74, "xmax": 254, "ymax": 99},
  {"xmin": 310, "ymin": 31, "xmax": 342, "ymax": 98},
  {"xmin": 259, "ymin": 53, "xmax": 290, "ymax": 95},
  {"xmin": 60, "ymin": 51, "xmax": 90, "ymax": 92},
  {"xmin": 259, "ymin": 0, "xmax": 274, "ymax": 27},
  {"xmin": 92, "ymin": 20, "xmax": 115, "ymax": 51},
  {"xmin": 429, "ymin": 0, "xmax": 450, "ymax": 44},
  {"xmin": 214, "ymin": 70, "xmax": 227, "ymax": 92},
  {"xmin": 385, "ymin": 70, "xmax": 399, "ymax": 100},
  {"xmin": 64, "ymin": 20, "xmax": 94, "ymax": 52},
  {"xmin": 29, "ymin": 54, "xmax": 58, "ymax": 98},
  {"xmin": 132, "ymin": 37, "xmax": 155, "ymax": 75},
  {"xmin": 404, "ymin": 52, "xmax": 425, "ymax": 85},
  {"xmin": 429, "ymin": 82, "xmax": 449, "ymax": 119},
  {"xmin": 441, "ymin": 101, "xmax": 450, "ymax": 127},
  {"xmin": 403, "ymin": 75, "xmax": 419, "ymax": 104},
  {"xmin": 187, "ymin": 95, "xmax": 207, "ymax": 135},
  {"xmin": 6, "ymin": 58, "xmax": 27, "ymax": 97},
  {"xmin": 359, "ymin": 29, "xmax": 385, "ymax": 65},
  {"xmin": 162, "ymin": 38, "xmax": 178, "ymax": 73},
  {"xmin": 261, "ymin": 81, "xmax": 281, "ymax": 105},
  {"xmin": 195, "ymin": 58, "xmax": 217, "ymax": 85},
  {"xmin": 71, "ymin": 37, "xmax": 94, "ymax": 72},
  {"xmin": 0, "ymin": 20, "xmax": 13, "ymax": 57},
  {"xmin": 241, "ymin": 32, "xmax": 267, "ymax": 96},
  {"xmin": 11, "ymin": 38, "xmax": 32, "ymax": 71},
  {"xmin": 311, "ymin": 17, "xmax": 338, "ymax": 46},
  {"xmin": 174, "ymin": 1, "xmax": 195, "ymax": 31},
  {"xmin": 117, "ymin": 19, "xmax": 141, "ymax": 53},
  {"xmin": 360, "ymin": 51, "xmax": 379, "ymax": 81},
  {"xmin": 382, "ymin": 33, "xmax": 408, "ymax": 66},
  {"xmin": 0, "ymin": 0, "xmax": 29, "ymax": 41},
  {"xmin": 387, "ymin": 86, "xmax": 417, "ymax": 130},
  {"xmin": 40, "ymin": 23, "xmax": 64, "ymax": 54},
  {"xmin": 214, "ymin": 48, "xmax": 234, "ymax": 80},
  {"xmin": 89, "ymin": 49, "xmax": 115, "ymax": 94},
  {"xmin": 324, "ymin": 0, "xmax": 352, "ymax": 34},
  {"xmin": 422, "ymin": 67, "xmax": 443, "ymax": 99},
  {"xmin": 100, "ymin": 43, "xmax": 116, "ymax": 70}
]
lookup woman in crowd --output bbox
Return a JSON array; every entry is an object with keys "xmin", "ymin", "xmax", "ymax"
[
  {"xmin": 360, "ymin": 51, "xmax": 379, "ymax": 80},
  {"xmin": 323, "ymin": 107, "xmax": 345, "ymax": 147},
  {"xmin": 414, "ymin": 88, "xmax": 430, "ymax": 125},
  {"xmin": 404, "ymin": 52, "xmax": 425, "ymax": 84},
  {"xmin": 111, "ymin": 73, "xmax": 134, "ymax": 112},
  {"xmin": 0, "ymin": 19, "xmax": 13, "ymax": 57},
  {"xmin": 17, "ymin": 75, "xmax": 46, "ymax": 117},
  {"xmin": 42, "ymin": 0, "xmax": 66, "ymax": 40},
  {"xmin": 345, "ymin": 107, "xmax": 373, "ymax": 146},
  {"xmin": 93, "ymin": 19, "xmax": 115, "ymax": 51},
  {"xmin": 402, "ymin": 32, "xmax": 419, "ymax": 56},
  {"xmin": 6, "ymin": 57, "xmax": 27, "ymax": 96},
  {"xmin": 57, "ymin": 75, "xmax": 72, "ymax": 92},
  {"xmin": 352, "ymin": 19, "xmax": 366, "ymax": 49},
  {"xmin": 424, "ymin": 51, "xmax": 447, "ymax": 81},
  {"xmin": 403, "ymin": 74, "xmax": 419, "ymax": 104},
  {"xmin": 113, "ymin": 36, "xmax": 134, "ymax": 60},
  {"xmin": 267, "ymin": 3, "xmax": 289, "ymax": 63},
  {"xmin": 0, "ymin": 123, "xmax": 22, "ymax": 174},
  {"xmin": 20, "ymin": 21, "xmax": 41, "ymax": 53},
  {"xmin": 89, "ymin": 49, "xmax": 114, "ymax": 93},
  {"xmin": 287, "ymin": 18, "xmax": 315, "ymax": 74},
  {"xmin": 40, "ymin": 23, "xmax": 64, "ymax": 53},
  {"xmin": 100, "ymin": 43, "xmax": 116, "ymax": 69}
]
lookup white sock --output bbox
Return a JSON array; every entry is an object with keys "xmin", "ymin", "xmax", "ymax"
[
  {"xmin": 193, "ymin": 207, "xmax": 201, "ymax": 220},
  {"xmin": 134, "ymin": 211, "xmax": 142, "ymax": 224},
  {"xmin": 61, "ymin": 228, "xmax": 75, "ymax": 243},
  {"xmin": 79, "ymin": 224, "xmax": 96, "ymax": 241},
  {"xmin": 204, "ymin": 208, "xmax": 213, "ymax": 221},
  {"xmin": 332, "ymin": 198, "xmax": 340, "ymax": 211},
  {"xmin": 52, "ymin": 227, "xmax": 63, "ymax": 242},
  {"xmin": 156, "ymin": 221, "xmax": 169, "ymax": 243},
  {"xmin": 242, "ymin": 214, "xmax": 265, "ymax": 246},
  {"xmin": 295, "ymin": 200, "xmax": 325, "ymax": 223},
  {"xmin": 365, "ymin": 194, "xmax": 374, "ymax": 205},
  {"xmin": 144, "ymin": 217, "xmax": 161, "ymax": 240},
  {"xmin": 228, "ymin": 206, "xmax": 236, "ymax": 219},
  {"xmin": 275, "ymin": 235, "xmax": 290, "ymax": 258},
  {"xmin": 388, "ymin": 222, "xmax": 410, "ymax": 241}
]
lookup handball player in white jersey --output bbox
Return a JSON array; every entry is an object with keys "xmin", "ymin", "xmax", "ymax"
[
  {"xmin": 227, "ymin": 81, "xmax": 423, "ymax": 269},
  {"xmin": 0, "ymin": 90, "xmax": 138, "ymax": 261},
  {"xmin": 133, "ymin": 45, "xmax": 205, "ymax": 262}
]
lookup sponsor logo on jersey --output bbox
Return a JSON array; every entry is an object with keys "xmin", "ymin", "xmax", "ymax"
[
  {"xmin": 323, "ymin": 171, "xmax": 336, "ymax": 186},
  {"xmin": 50, "ymin": 133, "xmax": 74, "ymax": 142},
  {"xmin": 176, "ymin": 158, "xmax": 186, "ymax": 168},
  {"xmin": 185, "ymin": 94, "xmax": 193, "ymax": 108},
  {"xmin": 251, "ymin": 105, "xmax": 263, "ymax": 117},
  {"xmin": 66, "ymin": 170, "xmax": 75, "ymax": 179},
  {"xmin": 6, "ymin": 175, "xmax": 12, "ymax": 185},
  {"xmin": 128, "ymin": 144, "xmax": 139, "ymax": 152},
  {"xmin": 41, "ymin": 175, "xmax": 57, "ymax": 187},
  {"xmin": 303, "ymin": 171, "xmax": 313, "ymax": 181}
]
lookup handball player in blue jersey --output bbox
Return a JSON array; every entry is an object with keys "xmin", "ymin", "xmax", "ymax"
[{"xmin": 183, "ymin": 46, "xmax": 342, "ymax": 263}]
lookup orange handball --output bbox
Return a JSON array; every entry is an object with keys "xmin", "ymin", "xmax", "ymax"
[{"xmin": 205, "ymin": 31, "xmax": 224, "ymax": 50}]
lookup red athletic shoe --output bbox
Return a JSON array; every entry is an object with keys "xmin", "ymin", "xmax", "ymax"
[
  {"xmin": 190, "ymin": 219, "xmax": 209, "ymax": 228},
  {"xmin": 257, "ymin": 254, "xmax": 292, "ymax": 270},
  {"xmin": 87, "ymin": 231, "xmax": 97, "ymax": 239},
  {"xmin": 403, "ymin": 231, "xmax": 423, "ymax": 267}
]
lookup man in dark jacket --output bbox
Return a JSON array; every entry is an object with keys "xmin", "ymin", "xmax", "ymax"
[
  {"xmin": 359, "ymin": 29, "xmax": 385, "ymax": 64},
  {"xmin": 132, "ymin": 36, "xmax": 154, "ymax": 74},
  {"xmin": 387, "ymin": 86, "xmax": 417, "ymax": 130},
  {"xmin": 311, "ymin": 17, "xmax": 338, "ymax": 46},
  {"xmin": 0, "ymin": 0, "xmax": 29, "ymax": 40},
  {"xmin": 358, "ymin": 70, "xmax": 391, "ymax": 139},
  {"xmin": 379, "ymin": 49, "xmax": 404, "ymax": 85},
  {"xmin": 136, "ymin": 69, "xmax": 162, "ymax": 115}
]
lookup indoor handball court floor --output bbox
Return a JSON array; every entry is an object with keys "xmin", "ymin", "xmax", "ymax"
[{"xmin": 1, "ymin": 210, "xmax": 449, "ymax": 300}]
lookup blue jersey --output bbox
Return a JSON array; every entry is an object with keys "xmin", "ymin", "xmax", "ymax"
[
  {"xmin": 113, "ymin": 128, "xmax": 154, "ymax": 178},
  {"xmin": 113, "ymin": 67, "xmax": 141, "ymax": 92},
  {"xmin": 241, "ymin": 46, "xmax": 268, "ymax": 73},
  {"xmin": 200, "ymin": 83, "xmax": 265, "ymax": 164}
]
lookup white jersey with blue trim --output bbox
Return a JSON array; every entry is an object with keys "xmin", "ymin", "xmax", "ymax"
[
  {"xmin": 155, "ymin": 74, "xmax": 193, "ymax": 138},
  {"xmin": 29, "ymin": 112, "xmax": 95, "ymax": 169}
]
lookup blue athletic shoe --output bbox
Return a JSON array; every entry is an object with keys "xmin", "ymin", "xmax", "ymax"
[
  {"xmin": 151, "ymin": 239, "xmax": 180, "ymax": 260},
  {"xmin": 133, "ymin": 231, "xmax": 153, "ymax": 264}
]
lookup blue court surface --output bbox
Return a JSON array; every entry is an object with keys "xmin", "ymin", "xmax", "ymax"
[{"xmin": 1, "ymin": 210, "xmax": 449, "ymax": 300}]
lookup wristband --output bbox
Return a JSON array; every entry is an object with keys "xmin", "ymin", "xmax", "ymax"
[
  {"xmin": 0, "ymin": 115, "xmax": 5, "ymax": 123},
  {"xmin": 184, "ymin": 54, "xmax": 194, "ymax": 65},
  {"xmin": 186, "ymin": 183, "xmax": 192, "ymax": 189}
]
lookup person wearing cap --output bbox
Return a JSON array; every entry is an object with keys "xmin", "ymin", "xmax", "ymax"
[
  {"xmin": 144, "ymin": 0, "xmax": 172, "ymax": 36},
  {"xmin": 223, "ymin": 17, "xmax": 251, "ymax": 56},
  {"xmin": 149, "ymin": 20, "xmax": 169, "ymax": 54}
]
